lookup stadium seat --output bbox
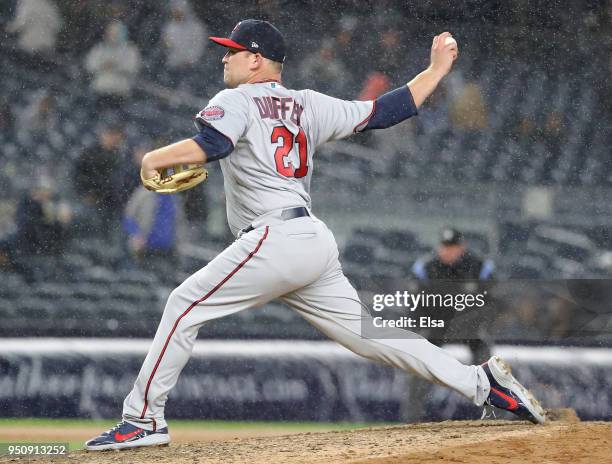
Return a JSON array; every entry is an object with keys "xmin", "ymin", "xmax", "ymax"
[{"xmin": 342, "ymin": 244, "xmax": 375, "ymax": 265}]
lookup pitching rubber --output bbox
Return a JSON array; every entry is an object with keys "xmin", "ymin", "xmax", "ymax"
[{"xmin": 489, "ymin": 356, "xmax": 547, "ymax": 424}]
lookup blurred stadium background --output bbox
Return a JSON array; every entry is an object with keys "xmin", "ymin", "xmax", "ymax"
[{"xmin": 0, "ymin": 0, "xmax": 611, "ymax": 432}]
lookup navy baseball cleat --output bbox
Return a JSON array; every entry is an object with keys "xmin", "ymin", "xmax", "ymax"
[
  {"xmin": 85, "ymin": 420, "xmax": 170, "ymax": 451},
  {"xmin": 481, "ymin": 356, "xmax": 547, "ymax": 424}
]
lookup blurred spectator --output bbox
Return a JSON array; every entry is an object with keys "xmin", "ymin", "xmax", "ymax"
[
  {"xmin": 373, "ymin": 29, "xmax": 404, "ymax": 82},
  {"xmin": 72, "ymin": 123, "xmax": 125, "ymax": 239},
  {"xmin": 6, "ymin": 0, "xmax": 63, "ymax": 59},
  {"xmin": 514, "ymin": 116, "xmax": 537, "ymax": 146},
  {"xmin": 358, "ymin": 72, "xmax": 391, "ymax": 101},
  {"xmin": 122, "ymin": 137, "xmax": 209, "ymax": 228},
  {"xmin": 542, "ymin": 111, "xmax": 565, "ymax": 153},
  {"xmin": 357, "ymin": 72, "xmax": 390, "ymax": 150},
  {"xmin": 85, "ymin": 21, "xmax": 141, "ymax": 108},
  {"xmin": 161, "ymin": 0, "xmax": 207, "ymax": 71},
  {"xmin": 56, "ymin": 1, "xmax": 105, "ymax": 55},
  {"xmin": 357, "ymin": 72, "xmax": 415, "ymax": 164},
  {"xmin": 123, "ymin": 141, "xmax": 151, "ymax": 196},
  {"xmin": 123, "ymin": 186, "xmax": 187, "ymax": 275},
  {"xmin": 449, "ymin": 82, "xmax": 489, "ymax": 132},
  {"xmin": 299, "ymin": 43, "xmax": 349, "ymax": 96},
  {"xmin": 15, "ymin": 91, "xmax": 63, "ymax": 153},
  {"xmin": 183, "ymin": 179, "xmax": 209, "ymax": 228},
  {"xmin": 416, "ymin": 84, "xmax": 450, "ymax": 137},
  {"xmin": 0, "ymin": 176, "xmax": 73, "ymax": 264},
  {"xmin": 333, "ymin": 14, "xmax": 361, "ymax": 68},
  {"xmin": 336, "ymin": 15, "xmax": 359, "ymax": 51}
]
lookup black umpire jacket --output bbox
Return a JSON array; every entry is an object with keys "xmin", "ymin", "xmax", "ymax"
[{"xmin": 412, "ymin": 250, "xmax": 494, "ymax": 281}]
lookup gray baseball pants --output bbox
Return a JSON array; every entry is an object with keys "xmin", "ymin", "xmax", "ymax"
[{"xmin": 123, "ymin": 214, "xmax": 490, "ymax": 430}]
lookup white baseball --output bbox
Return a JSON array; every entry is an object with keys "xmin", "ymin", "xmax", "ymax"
[{"xmin": 444, "ymin": 36, "xmax": 457, "ymax": 47}]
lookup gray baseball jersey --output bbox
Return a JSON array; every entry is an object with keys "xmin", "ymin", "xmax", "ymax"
[
  {"xmin": 122, "ymin": 81, "xmax": 490, "ymax": 432},
  {"xmin": 195, "ymin": 82, "xmax": 373, "ymax": 235}
]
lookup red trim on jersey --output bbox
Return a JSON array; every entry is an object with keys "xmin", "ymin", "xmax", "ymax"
[
  {"xmin": 250, "ymin": 78, "xmax": 282, "ymax": 84},
  {"xmin": 139, "ymin": 227, "xmax": 270, "ymax": 419},
  {"xmin": 353, "ymin": 100, "xmax": 376, "ymax": 133},
  {"xmin": 209, "ymin": 37, "xmax": 248, "ymax": 50}
]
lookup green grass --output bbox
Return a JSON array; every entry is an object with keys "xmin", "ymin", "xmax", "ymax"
[
  {"xmin": 0, "ymin": 418, "xmax": 388, "ymax": 453},
  {"xmin": 0, "ymin": 418, "xmax": 382, "ymax": 430}
]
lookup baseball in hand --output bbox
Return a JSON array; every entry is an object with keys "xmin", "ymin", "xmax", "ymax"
[{"xmin": 444, "ymin": 36, "xmax": 458, "ymax": 59}]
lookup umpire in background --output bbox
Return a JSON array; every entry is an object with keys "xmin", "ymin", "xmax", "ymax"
[
  {"xmin": 403, "ymin": 227, "xmax": 494, "ymax": 422},
  {"xmin": 412, "ymin": 227, "xmax": 494, "ymax": 362},
  {"xmin": 412, "ymin": 227, "xmax": 494, "ymax": 282}
]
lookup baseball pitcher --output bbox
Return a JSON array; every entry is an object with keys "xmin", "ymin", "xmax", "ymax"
[{"xmin": 86, "ymin": 19, "xmax": 546, "ymax": 451}]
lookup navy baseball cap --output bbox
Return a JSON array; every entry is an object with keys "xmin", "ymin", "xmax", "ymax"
[
  {"xmin": 209, "ymin": 19, "xmax": 286, "ymax": 63},
  {"xmin": 440, "ymin": 228, "xmax": 463, "ymax": 245}
]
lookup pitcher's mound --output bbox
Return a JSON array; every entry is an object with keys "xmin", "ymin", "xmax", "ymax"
[
  {"xmin": 546, "ymin": 407, "xmax": 581, "ymax": 423},
  {"xmin": 11, "ymin": 417, "xmax": 612, "ymax": 464}
]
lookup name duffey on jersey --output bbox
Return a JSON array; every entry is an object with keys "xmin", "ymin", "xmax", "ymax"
[{"xmin": 195, "ymin": 82, "xmax": 374, "ymax": 236}]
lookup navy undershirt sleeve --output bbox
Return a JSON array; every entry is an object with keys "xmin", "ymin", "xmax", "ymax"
[
  {"xmin": 364, "ymin": 85, "xmax": 418, "ymax": 131},
  {"xmin": 191, "ymin": 122, "xmax": 234, "ymax": 162}
]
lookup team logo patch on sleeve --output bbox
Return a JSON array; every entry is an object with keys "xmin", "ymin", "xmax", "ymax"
[{"xmin": 201, "ymin": 106, "xmax": 225, "ymax": 121}]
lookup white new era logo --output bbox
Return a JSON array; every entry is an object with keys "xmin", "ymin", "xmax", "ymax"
[{"xmin": 251, "ymin": 41, "xmax": 259, "ymax": 48}]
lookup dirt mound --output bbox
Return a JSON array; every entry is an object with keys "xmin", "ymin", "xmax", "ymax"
[
  {"xmin": 546, "ymin": 407, "xmax": 581, "ymax": 423},
  {"xmin": 4, "ymin": 417, "xmax": 610, "ymax": 464}
]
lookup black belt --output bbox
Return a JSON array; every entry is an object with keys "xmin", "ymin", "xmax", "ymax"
[{"xmin": 240, "ymin": 207, "xmax": 310, "ymax": 235}]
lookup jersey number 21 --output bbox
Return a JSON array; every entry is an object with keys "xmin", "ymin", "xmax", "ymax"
[{"xmin": 271, "ymin": 126, "xmax": 308, "ymax": 178}]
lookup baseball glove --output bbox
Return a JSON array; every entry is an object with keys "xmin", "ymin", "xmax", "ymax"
[{"xmin": 140, "ymin": 164, "xmax": 208, "ymax": 194}]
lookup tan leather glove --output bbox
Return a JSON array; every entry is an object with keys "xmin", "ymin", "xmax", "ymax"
[{"xmin": 140, "ymin": 164, "xmax": 208, "ymax": 194}]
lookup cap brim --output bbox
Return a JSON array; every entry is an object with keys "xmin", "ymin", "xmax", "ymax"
[{"xmin": 209, "ymin": 37, "xmax": 248, "ymax": 50}]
